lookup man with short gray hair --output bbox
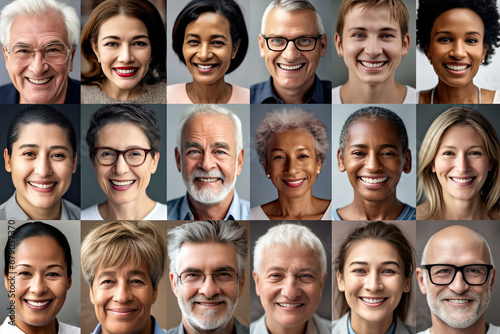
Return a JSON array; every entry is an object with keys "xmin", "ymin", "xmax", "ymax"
[{"xmin": 167, "ymin": 221, "xmax": 249, "ymax": 334}]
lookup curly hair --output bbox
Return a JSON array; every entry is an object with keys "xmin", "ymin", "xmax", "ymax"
[
  {"xmin": 416, "ymin": 0, "xmax": 500, "ymax": 65},
  {"xmin": 254, "ymin": 107, "xmax": 328, "ymax": 169}
]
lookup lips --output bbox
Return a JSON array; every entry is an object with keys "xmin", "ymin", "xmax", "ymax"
[
  {"xmin": 450, "ymin": 176, "xmax": 475, "ymax": 183},
  {"xmin": 29, "ymin": 181, "xmax": 56, "ymax": 189},
  {"xmin": 282, "ymin": 178, "xmax": 305, "ymax": 188},
  {"xmin": 359, "ymin": 297, "xmax": 388, "ymax": 307},
  {"xmin": 359, "ymin": 176, "xmax": 388, "ymax": 184},
  {"xmin": 194, "ymin": 63, "xmax": 219, "ymax": 73},
  {"xmin": 27, "ymin": 77, "xmax": 52, "ymax": 85},
  {"xmin": 109, "ymin": 179, "xmax": 135, "ymax": 191},
  {"xmin": 359, "ymin": 60, "xmax": 388, "ymax": 69},
  {"xmin": 107, "ymin": 308, "xmax": 137, "ymax": 315},
  {"xmin": 113, "ymin": 67, "xmax": 138, "ymax": 77},
  {"xmin": 26, "ymin": 300, "xmax": 50, "ymax": 307},
  {"xmin": 278, "ymin": 63, "xmax": 304, "ymax": 71},
  {"xmin": 444, "ymin": 63, "xmax": 470, "ymax": 71},
  {"xmin": 277, "ymin": 302, "xmax": 304, "ymax": 308},
  {"xmin": 445, "ymin": 299, "xmax": 472, "ymax": 304},
  {"xmin": 195, "ymin": 177, "xmax": 221, "ymax": 183}
]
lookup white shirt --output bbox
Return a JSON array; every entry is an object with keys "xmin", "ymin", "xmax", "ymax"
[
  {"xmin": 0, "ymin": 317, "xmax": 80, "ymax": 333},
  {"xmin": 81, "ymin": 202, "xmax": 167, "ymax": 220},
  {"xmin": 332, "ymin": 85, "xmax": 416, "ymax": 104}
]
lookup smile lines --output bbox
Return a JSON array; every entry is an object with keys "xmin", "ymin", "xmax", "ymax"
[
  {"xmin": 359, "ymin": 61, "xmax": 387, "ymax": 68},
  {"xmin": 278, "ymin": 63, "xmax": 304, "ymax": 70},
  {"xmin": 29, "ymin": 182, "xmax": 55, "ymax": 189},
  {"xmin": 359, "ymin": 176, "xmax": 388, "ymax": 184}
]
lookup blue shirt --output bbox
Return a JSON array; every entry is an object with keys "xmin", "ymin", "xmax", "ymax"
[
  {"xmin": 250, "ymin": 75, "xmax": 331, "ymax": 104},
  {"xmin": 0, "ymin": 77, "xmax": 80, "ymax": 104},
  {"xmin": 167, "ymin": 191, "xmax": 249, "ymax": 220},
  {"xmin": 91, "ymin": 316, "xmax": 166, "ymax": 334},
  {"xmin": 332, "ymin": 204, "xmax": 416, "ymax": 220}
]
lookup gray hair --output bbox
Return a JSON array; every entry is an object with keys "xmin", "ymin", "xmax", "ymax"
[
  {"xmin": 0, "ymin": 0, "xmax": 79, "ymax": 46},
  {"xmin": 253, "ymin": 223, "xmax": 327, "ymax": 276},
  {"xmin": 176, "ymin": 105, "xmax": 243, "ymax": 153},
  {"xmin": 254, "ymin": 107, "xmax": 328, "ymax": 169},
  {"xmin": 338, "ymin": 106, "xmax": 409, "ymax": 156},
  {"xmin": 167, "ymin": 221, "xmax": 248, "ymax": 278},
  {"xmin": 261, "ymin": 0, "xmax": 324, "ymax": 35}
]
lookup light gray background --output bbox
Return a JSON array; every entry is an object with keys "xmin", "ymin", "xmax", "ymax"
[
  {"xmin": 250, "ymin": 221, "xmax": 332, "ymax": 323},
  {"xmin": 0, "ymin": 220, "xmax": 81, "ymax": 328},
  {"xmin": 166, "ymin": 104, "xmax": 250, "ymax": 202},
  {"xmin": 249, "ymin": 104, "xmax": 332, "ymax": 207},
  {"xmin": 166, "ymin": 0, "xmax": 251, "ymax": 88},
  {"xmin": 332, "ymin": 0, "xmax": 416, "ymax": 88},
  {"xmin": 0, "ymin": 0, "xmax": 81, "ymax": 86},
  {"xmin": 80, "ymin": 104, "xmax": 166, "ymax": 209},
  {"xmin": 332, "ymin": 104, "xmax": 417, "ymax": 209},
  {"xmin": 248, "ymin": 0, "xmax": 333, "ymax": 86},
  {"xmin": 415, "ymin": 220, "xmax": 500, "ymax": 331}
]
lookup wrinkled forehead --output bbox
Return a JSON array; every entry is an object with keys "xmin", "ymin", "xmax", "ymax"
[
  {"xmin": 10, "ymin": 12, "xmax": 68, "ymax": 45},
  {"xmin": 181, "ymin": 113, "xmax": 237, "ymax": 146},
  {"xmin": 264, "ymin": 7, "xmax": 320, "ymax": 36},
  {"xmin": 426, "ymin": 232, "xmax": 491, "ymax": 265}
]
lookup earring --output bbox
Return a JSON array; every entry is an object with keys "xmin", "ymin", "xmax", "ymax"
[
  {"xmin": 428, "ymin": 59, "xmax": 432, "ymax": 65},
  {"xmin": 266, "ymin": 174, "xmax": 270, "ymax": 178},
  {"xmin": 316, "ymin": 170, "xmax": 320, "ymax": 174},
  {"xmin": 338, "ymin": 53, "xmax": 343, "ymax": 57},
  {"xmin": 98, "ymin": 59, "xmax": 101, "ymax": 63},
  {"xmin": 481, "ymin": 59, "xmax": 485, "ymax": 64}
]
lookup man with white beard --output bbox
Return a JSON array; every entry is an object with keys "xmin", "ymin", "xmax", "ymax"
[
  {"xmin": 416, "ymin": 225, "xmax": 499, "ymax": 334},
  {"xmin": 167, "ymin": 221, "xmax": 249, "ymax": 334},
  {"xmin": 167, "ymin": 104, "xmax": 249, "ymax": 220}
]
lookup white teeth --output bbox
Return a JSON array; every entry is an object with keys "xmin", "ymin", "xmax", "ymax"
[
  {"xmin": 445, "ymin": 64, "xmax": 468, "ymax": 71},
  {"xmin": 26, "ymin": 300, "xmax": 50, "ymax": 307},
  {"xmin": 115, "ymin": 68, "xmax": 137, "ymax": 74},
  {"xmin": 198, "ymin": 302, "xmax": 219, "ymax": 306},
  {"xmin": 111, "ymin": 180, "xmax": 134, "ymax": 186},
  {"xmin": 279, "ymin": 64, "xmax": 303, "ymax": 70},
  {"xmin": 196, "ymin": 64, "xmax": 215, "ymax": 70},
  {"xmin": 277, "ymin": 303, "xmax": 302, "ymax": 308},
  {"xmin": 198, "ymin": 178, "xmax": 219, "ymax": 183},
  {"xmin": 360, "ymin": 61, "xmax": 385, "ymax": 68},
  {"xmin": 361, "ymin": 297, "xmax": 385, "ymax": 303},
  {"xmin": 360, "ymin": 177, "xmax": 388, "ymax": 184},
  {"xmin": 27, "ymin": 77, "xmax": 50, "ymax": 84},
  {"xmin": 447, "ymin": 299, "xmax": 470, "ymax": 304},
  {"xmin": 451, "ymin": 177, "xmax": 474, "ymax": 183},
  {"xmin": 29, "ymin": 182, "xmax": 55, "ymax": 189},
  {"xmin": 286, "ymin": 179, "xmax": 304, "ymax": 185}
]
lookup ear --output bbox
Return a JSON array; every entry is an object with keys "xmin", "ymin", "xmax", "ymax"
[
  {"xmin": 482, "ymin": 45, "xmax": 488, "ymax": 63},
  {"xmin": 336, "ymin": 270, "xmax": 345, "ymax": 292},
  {"xmin": 401, "ymin": 33, "xmax": 410, "ymax": 57},
  {"xmin": 403, "ymin": 149, "xmax": 412, "ymax": 174},
  {"xmin": 258, "ymin": 34, "xmax": 266, "ymax": 58},
  {"xmin": 319, "ymin": 34, "xmax": 327, "ymax": 57},
  {"xmin": 489, "ymin": 267, "xmax": 495, "ymax": 291},
  {"xmin": 231, "ymin": 39, "xmax": 241, "ymax": 59},
  {"xmin": 4, "ymin": 273, "xmax": 10, "ymax": 296},
  {"xmin": 150, "ymin": 152, "xmax": 160, "ymax": 174},
  {"xmin": 4, "ymin": 148, "xmax": 11, "ymax": 173},
  {"xmin": 152, "ymin": 286, "xmax": 158, "ymax": 304},
  {"xmin": 89, "ymin": 285, "xmax": 95, "ymax": 304},
  {"xmin": 334, "ymin": 33, "xmax": 343, "ymax": 57},
  {"xmin": 72, "ymin": 153, "xmax": 78, "ymax": 174},
  {"xmin": 316, "ymin": 159, "xmax": 322, "ymax": 173},
  {"xmin": 416, "ymin": 267, "xmax": 427, "ymax": 295},
  {"xmin": 337, "ymin": 149, "xmax": 346, "ymax": 172},
  {"xmin": 403, "ymin": 276, "xmax": 410, "ymax": 293},
  {"xmin": 236, "ymin": 149, "xmax": 244, "ymax": 176},
  {"xmin": 238, "ymin": 273, "xmax": 245, "ymax": 297},
  {"xmin": 424, "ymin": 47, "xmax": 431, "ymax": 63},
  {"xmin": 67, "ymin": 276, "xmax": 72, "ymax": 290},
  {"xmin": 91, "ymin": 41, "xmax": 100, "ymax": 63},
  {"xmin": 3, "ymin": 46, "xmax": 9, "ymax": 68},
  {"xmin": 169, "ymin": 272, "xmax": 178, "ymax": 297},
  {"xmin": 431, "ymin": 162, "xmax": 436, "ymax": 173},
  {"xmin": 253, "ymin": 271, "xmax": 261, "ymax": 296},
  {"xmin": 175, "ymin": 147, "xmax": 181, "ymax": 173},
  {"xmin": 68, "ymin": 47, "xmax": 76, "ymax": 72}
]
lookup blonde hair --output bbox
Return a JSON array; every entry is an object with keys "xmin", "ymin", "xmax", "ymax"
[
  {"xmin": 417, "ymin": 107, "xmax": 500, "ymax": 219},
  {"xmin": 81, "ymin": 221, "xmax": 166, "ymax": 287}
]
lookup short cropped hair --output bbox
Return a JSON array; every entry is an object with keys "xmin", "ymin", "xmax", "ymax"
[
  {"xmin": 417, "ymin": 0, "xmax": 500, "ymax": 65},
  {"xmin": 167, "ymin": 221, "xmax": 248, "ymax": 278},
  {"xmin": 0, "ymin": 0, "xmax": 79, "ymax": 46},
  {"xmin": 253, "ymin": 223, "xmax": 327, "ymax": 276},
  {"xmin": 417, "ymin": 107, "xmax": 500, "ymax": 219},
  {"xmin": 86, "ymin": 104, "xmax": 161, "ymax": 159},
  {"xmin": 254, "ymin": 107, "xmax": 328, "ymax": 169},
  {"xmin": 338, "ymin": 106, "xmax": 409, "ymax": 156},
  {"xmin": 81, "ymin": 221, "xmax": 166, "ymax": 288},
  {"xmin": 176, "ymin": 104, "xmax": 243, "ymax": 153},
  {"xmin": 261, "ymin": 0, "xmax": 324, "ymax": 35},
  {"xmin": 172, "ymin": 0, "xmax": 248, "ymax": 75},
  {"xmin": 336, "ymin": 0, "xmax": 409, "ymax": 41}
]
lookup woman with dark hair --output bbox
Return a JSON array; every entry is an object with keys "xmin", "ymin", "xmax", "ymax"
[
  {"xmin": 1, "ymin": 222, "xmax": 77, "ymax": 333},
  {"xmin": 81, "ymin": 104, "xmax": 166, "ymax": 220},
  {"xmin": 333, "ymin": 221, "xmax": 415, "ymax": 334},
  {"xmin": 417, "ymin": 0, "xmax": 500, "ymax": 103},
  {"xmin": 167, "ymin": 0, "xmax": 249, "ymax": 104},
  {"xmin": 81, "ymin": 0, "xmax": 166, "ymax": 103},
  {"xmin": 0, "ymin": 105, "xmax": 79, "ymax": 220}
]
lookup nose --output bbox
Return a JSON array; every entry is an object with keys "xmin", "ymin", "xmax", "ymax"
[
  {"xmin": 112, "ymin": 154, "xmax": 130, "ymax": 175},
  {"xmin": 285, "ymin": 158, "xmax": 297, "ymax": 175},
  {"xmin": 118, "ymin": 45, "xmax": 134, "ymax": 63},
  {"xmin": 449, "ymin": 271, "xmax": 469, "ymax": 295},
  {"xmin": 197, "ymin": 42, "xmax": 212, "ymax": 61},
  {"xmin": 34, "ymin": 156, "xmax": 52, "ymax": 177},
  {"xmin": 113, "ymin": 282, "xmax": 133, "ymax": 303},
  {"xmin": 28, "ymin": 50, "xmax": 49, "ymax": 75},
  {"xmin": 449, "ymin": 41, "xmax": 466, "ymax": 59},
  {"xmin": 30, "ymin": 274, "xmax": 47, "ymax": 295},
  {"xmin": 281, "ymin": 276, "xmax": 301, "ymax": 300},
  {"xmin": 365, "ymin": 36, "xmax": 382, "ymax": 57},
  {"xmin": 455, "ymin": 153, "xmax": 470, "ymax": 173},
  {"xmin": 197, "ymin": 274, "xmax": 222, "ymax": 299},
  {"xmin": 281, "ymin": 40, "xmax": 301, "ymax": 60},
  {"xmin": 198, "ymin": 152, "xmax": 217, "ymax": 171},
  {"xmin": 365, "ymin": 271, "xmax": 383, "ymax": 292},
  {"xmin": 365, "ymin": 152, "xmax": 382, "ymax": 172}
]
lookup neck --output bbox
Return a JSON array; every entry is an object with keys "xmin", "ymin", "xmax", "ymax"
[
  {"xmin": 186, "ymin": 79, "xmax": 232, "ymax": 104},
  {"xmin": 187, "ymin": 190, "xmax": 234, "ymax": 220},
  {"xmin": 341, "ymin": 76, "xmax": 405, "ymax": 103},
  {"xmin": 272, "ymin": 76, "xmax": 315, "ymax": 104},
  {"xmin": 351, "ymin": 311, "xmax": 393, "ymax": 334},
  {"xmin": 265, "ymin": 318, "xmax": 306, "ymax": 334},
  {"xmin": 433, "ymin": 81, "xmax": 479, "ymax": 104},
  {"xmin": 183, "ymin": 317, "xmax": 234, "ymax": 334},
  {"xmin": 342, "ymin": 193, "xmax": 404, "ymax": 220},
  {"xmin": 101, "ymin": 79, "xmax": 146, "ymax": 101},
  {"xmin": 99, "ymin": 195, "xmax": 156, "ymax": 220},
  {"xmin": 14, "ymin": 317, "xmax": 57, "ymax": 334},
  {"xmin": 16, "ymin": 193, "xmax": 61, "ymax": 220},
  {"xmin": 441, "ymin": 194, "xmax": 489, "ymax": 220},
  {"xmin": 429, "ymin": 314, "xmax": 487, "ymax": 334},
  {"xmin": 270, "ymin": 191, "xmax": 323, "ymax": 219}
]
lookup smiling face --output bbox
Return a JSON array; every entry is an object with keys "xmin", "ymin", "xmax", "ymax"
[
  {"xmin": 90, "ymin": 261, "xmax": 157, "ymax": 334},
  {"xmin": 4, "ymin": 123, "xmax": 76, "ymax": 219},
  {"xmin": 91, "ymin": 15, "xmax": 152, "ymax": 97},
  {"xmin": 427, "ymin": 8, "xmax": 487, "ymax": 88},
  {"xmin": 258, "ymin": 8, "xmax": 326, "ymax": 97},
  {"xmin": 335, "ymin": 4, "xmax": 409, "ymax": 86},
  {"xmin": 432, "ymin": 125, "xmax": 491, "ymax": 204},
  {"xmin": 182, "ymin": 12, "xmax": 238, "ymax": 86},
  {"xmin": 3, "ymin": 14, "xmax": 74, "ymax": 104},
  {"xmin": 338, "ymin": 117, "xmax": 411, "ymax": 203},
  {"xmin": 337, "ymin": 239, "xmax": 409, "ymax": 331},
  {"xmin": 170, "ymin": 242, "xmax": 243, "ymax": 332},
  {"xmin": 266, "ymin": 129, "xmax": 321, "ymax": 199},
  {"xmin": 4, "ymin": 236, "xmax": 71, "ymax": 333},
  {"xmin": 253, "ymin": 243, "xmax": 325, "ymax": 333}
]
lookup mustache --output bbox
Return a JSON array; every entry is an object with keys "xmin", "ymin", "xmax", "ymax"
[
  {"xmin": 189, "ymin": 294, "xmax": 230, "ymax": 304},
  {"xmin": 439, "ymin": 291, "xmax": 481, "ymax": 302},
  {"xmin": 190, "ymin": 169, "xmax": 225, "ymax": 182}
]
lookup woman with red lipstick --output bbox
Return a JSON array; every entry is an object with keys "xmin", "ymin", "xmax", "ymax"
[
  {"xmin": 81, "ymin": 0, "xmax": 166, "ymax": 103},
  {"xmin": 417, "ymin": 107, "xmax": 500, "ymax": 220},
  {"xmin": 417, "ymin": 0, "xmax": 500, "ymax": 104},
  {"xmin": 1, "ymin": 222, "xmax": 78, "ymax": 333},
  {"xmin": 251, "ymin": 107, "xmax": 332, "ymax": 220},
  {"xmin": 332, "ymin": 221, "xmax": 415, "ymax": 334},
  {"xmin": 167, "ymin": 0, "xmax": 249, "ymax": 104}
]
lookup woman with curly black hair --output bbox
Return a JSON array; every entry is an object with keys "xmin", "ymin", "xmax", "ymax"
[{"xmin": 417, "ymin": 0, "xmax": 500, "ymax": 103}]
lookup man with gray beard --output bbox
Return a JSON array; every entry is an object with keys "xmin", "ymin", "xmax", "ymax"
[
  {"xmin": 167, "ymin": 221, "xmax": 249, "ymax": 334},
  {"xmin": 416, "ymin": 225, "xmax": 499, "ymax": 334},
  {"xmin": 167, "ymin": 105, "xmax": 249, "ymax": 220}
]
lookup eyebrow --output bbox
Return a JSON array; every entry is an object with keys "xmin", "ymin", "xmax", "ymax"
[
  {"xmin": 439, "ymin": 145, "xmax": 484, "ymax": 150},
  {"xmin": 271, "ymin": 147, "xmax": 311, "ymax": 152},
  {"xmin": 96, "ymin": 270, "xmax": 148, "ymax": 279},
  {"xmin": 348, "ymin": 144, "xmax": 399, "ymax": 150},
  {"xmin": 17, "ymin": 144, "xmax": 70, "ymax": 151},
  {"xmin": 15, "ymin": 264, "xmax": 65, "ymax": 270},
  {"xmin": 184, "ymin": 141, "xmax": 231, "ymax": 150},
  {"xmin": 347, "ymin": 27, "xmax": 398, "ymax": 32},
  {"xmin": 186, "ymin": 33, "xmax": 228, "ymax": 40},
  {"xmin": 101, "ymin": 35, "xmax": 150, "ymax": 41},
  {"xmin": 181, "ymin": 265, "xmax": 237, "ymax": 272},
  {"xmin": 434, "ymin": 31, "xmax": 482, "ymax": 36},
  {"xmin": 349, "ymin": 261, "xmax": 401, "ymax": 268},
  {"xmin": 265, "ymin": 266, "xmax": 318, "ymax": 273}
]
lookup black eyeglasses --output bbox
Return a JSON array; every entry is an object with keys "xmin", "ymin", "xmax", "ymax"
[
  {"xmin": 177, "ymin": 270, "xmax": 239, "ymax": 289},
  {"xmin": 423, "ymin": 264, "xmax": 493, "ymax": 286},
  {"xmin": 261, "ymin": 34, "xmax": 323, "ymax": 51},
  {"xmin": 94, "ymin": 147, "xmax": 152, "ymax": 167}
]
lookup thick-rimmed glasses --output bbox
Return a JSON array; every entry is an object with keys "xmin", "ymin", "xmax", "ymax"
[
  {"xmin": 4, "ymin": 43, "xmax": 72, "ymax": 66},
  {"xmin": 261, "ymin": 34, "xmax": 323, "ymax": 51},
  {"xmin": 178, "ymin": 270, "xmax": 239, "ymax": 289},
  {"xmin": 423, "ymin": 264, "xmax": 493, "ymax": 285},
  {"xmin": 94, "ymin": 147, "xmax": 152, "ymax": 167}
]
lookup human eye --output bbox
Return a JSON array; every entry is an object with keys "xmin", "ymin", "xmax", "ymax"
[
  {"xmin": 104, "ymin": 41, "xmax": 119, "ymax": 47},
  {"xmin": 352, "ymin": 32, "xmax": 366, "ymax": 38},
  {"xmin": 133, "ymin": 40, "xmax": 149, "ymax": 47},
  {"xmin": 186, "ymin": 149, "xmax": 201, "ymax": 156},
  {"xmin": 51, "ymin": 152, "xmax": 66, "ymax": 160},
  {"xmin": 352, "ymin": 268, "xmax": 367, "ymax": 274},
  {"xmin": 381, "ymin": 151, "xmax": 397, "ymax": 157},
  {"xmin": 186, "ymin": 39, "xmax": 200, "ymax": 46},
  {"xmin": 47, "ymin": 272, "xmax": 62, "ymax": 277},
  {"xmin": 437, "ymin": 36, "xmax": 452, "ymax": 43},
  {"xmin": 268, "ymin": 37, "xmax": 285, "ymax": 46},
  {"xmin": 380, "ymin": 33, "xmax": 395, "ymax": 39},
  {"xmin": 18, "ymin": 271, "xmax": 32, "ymax": 277},
  {"xmin": 22, "ymin": 151, "xmax": 36, "ymax": 158},
  {"xmin": 381, "ymin": 268, "xmax": 396, "ymax": 274},
  {"xmin": 211, "ymin": 40, "xmax": 227, "ymax": 47},
  {"xmin": 214, "ymin": 149, "xmax": 228, "ymax": 155},
  {"xmin": 298, "ymin": 273, "xmax": 316, "ymax": 283},
  {"xmin": 469, "ymin": 150, "xmax": 482, "ymax": 156},
  {"xmin": 351, "ymin": 151, "xmax": 365, "ymax": 157},
  {"xmin": 466, "ymin": 37, "xmax": 479, "ymax": 44},
  {"xmin": 267, "ymin": 272, "xmax": 284, "ymax": 282},
  {"xmin": 297, "ymin": 37, "xmax": 314, "ymax": 46},
  {"xmin": 298, "ymin": 153, "xmax": 310, "ymax": 159},
  {"xmin": 442, "ymin": 151, "xmax": 455, "ymax": 156},
  {"xmin": 272, "ymin": 154, "xmax": 285, "ymax": 160},
  {"xmin": 130, "ymin": 278, "xmax": 146, "ymax": 285}
]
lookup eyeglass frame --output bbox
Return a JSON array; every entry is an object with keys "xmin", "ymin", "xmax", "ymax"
[
  {"xmin": 93, "ymin": 147, "xmax": 153, "ymax": 167},
  {"xmin": 177, "ymin": 269, "xmax": 240, "ymax": 288},
  {"xmin": 422, "ymin": 264, "xmax": 494, "ymax": 286},
  {"xmin": 260, "ymin": 34, "xmax": 323, "ymax": 52},
  {"xmin": 4, "ymin": 42, "xmax": 73, "ymax": 65}
]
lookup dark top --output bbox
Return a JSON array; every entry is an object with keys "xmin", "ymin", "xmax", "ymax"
[{"xmin": 0, "ymin": 77, "xmax": 81, "ymax": 104}]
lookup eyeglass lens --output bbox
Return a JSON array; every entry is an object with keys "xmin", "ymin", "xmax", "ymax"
[
  {"xmin": 428, "ymin": 264, "xmax": 490, "ymax": 285},
  {"xmin": 95, "ymin": 148, "xmax": 148, "ymax": 166},
  {"xmin": 180, "ymin": 271, "xmax": 238, "ymax": 288},
  {"xmin": 9, "ymin": 43, "xmax": 69, "ymax": 65}
]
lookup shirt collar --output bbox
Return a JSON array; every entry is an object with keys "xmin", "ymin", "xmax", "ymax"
[
  {"xmin": 258, "ymin": 75, "xmax": 325, "ymax": 104},
  {"xmin": 179, "ymin": 191, "xmax": 240, "ymax": 220}
]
